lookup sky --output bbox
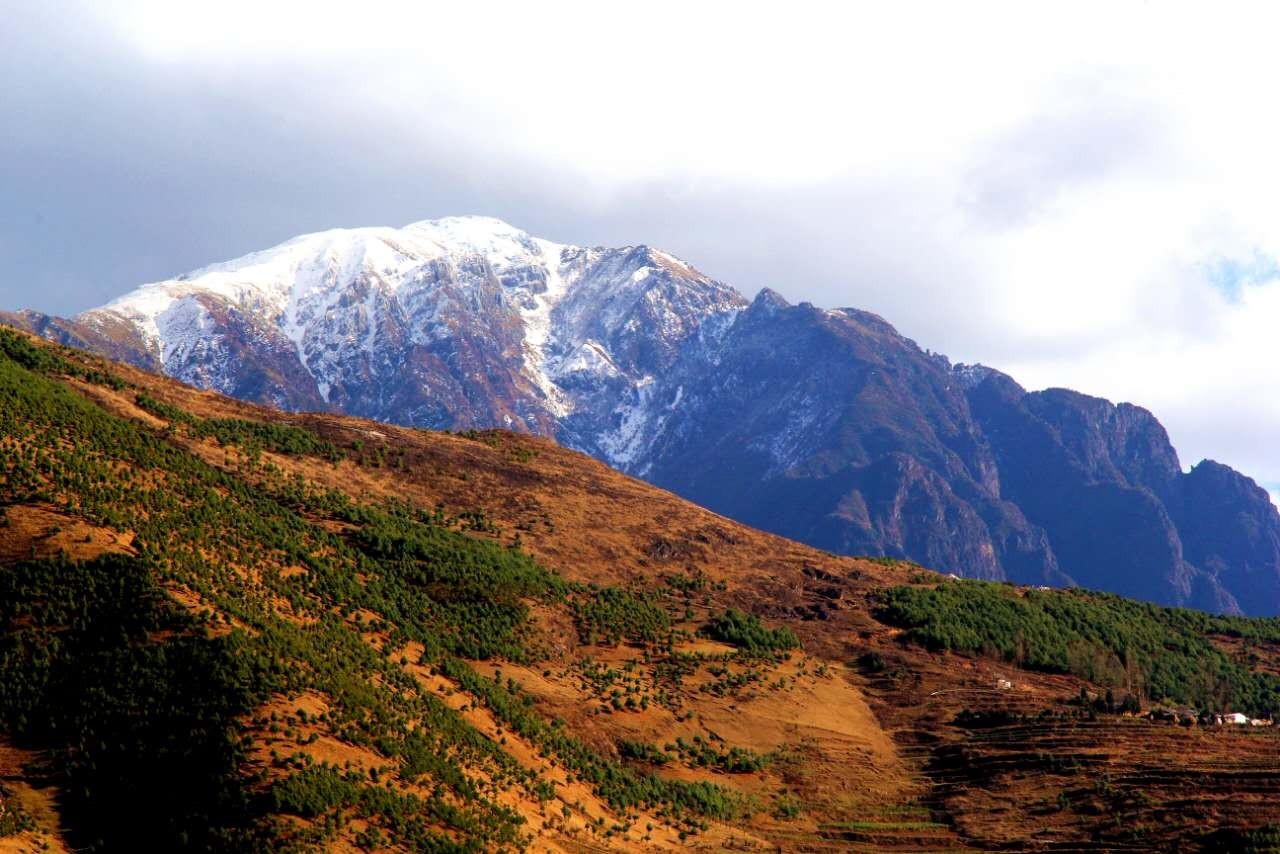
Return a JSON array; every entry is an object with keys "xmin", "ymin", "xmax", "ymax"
[{"xmin": 3, "ymin": 1, "xmax": 1280, "ymax": 501}]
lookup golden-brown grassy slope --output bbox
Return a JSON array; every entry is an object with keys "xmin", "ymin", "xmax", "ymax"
[
  {"xmin": 7, "ymin": 327, "xmax": 1280, "ymax": 852},
  {"xmin": 78, "ymin": 340, "xmax": 951, "ymax": 847},
  {"xmin": 0, "ymin": 329, "xmax": 946, "ymax": 852}
]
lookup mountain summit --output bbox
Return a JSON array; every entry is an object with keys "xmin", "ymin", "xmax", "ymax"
[
  {"xmin": 70, "ymin": 216, "xmax": 743, "ymax": 447},
  {"xmin": 8, "ymin": 217, "xmax": 1280, "ymax": 614}
]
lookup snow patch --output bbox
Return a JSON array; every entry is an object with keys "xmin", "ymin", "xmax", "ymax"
[
  {"xmin": 155, "ymin": 297, "xmax": 216, "ymax": 369},
  {"xmin": 516, "ymin": 238, "xmax": 573, "ymax": 417},
  {"xmin": 598, "ymin": 377, "xmax": 657, "ymax": 471},
  {"xmin": 953, "ymin": 363, "xmax": 995, "ymax": 389},
  {"xmin": 559, "ymin": 339, "xmax": 621, "ymax": 378},
  {"xmin": 404, "ymin": 216, "xmax": 541, "ymax": 272}
]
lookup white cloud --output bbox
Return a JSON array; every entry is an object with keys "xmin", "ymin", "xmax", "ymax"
[
  {"xmin": 96, "ymin": 2, "xmax": 1170, "ymax": 183},
  {"xmin": 15, "ymin": 1, "xmax": 1280, "ymax": 484}
]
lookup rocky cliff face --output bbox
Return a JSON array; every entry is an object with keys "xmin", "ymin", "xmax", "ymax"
[
  {"xmin": 965, "ymin": 372, "xmax": 1220, "ymax": 608},
  {"xmin": 8, "ymin": 216, "xmax": 1280, "ymax": 614},
  {"xmin": 1172, "ymin": 461, "xmax": 1280, "ymax": 615},
  {"xmin": 628, "ymin": 290, "xmax": 1269, "ymax": 613},
  {"xmin": 631, "ymin": 292, "xmax": 1065, "ymax": 589}
]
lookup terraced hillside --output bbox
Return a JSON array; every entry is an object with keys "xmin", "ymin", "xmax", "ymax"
[{"xmin": 3, "ymin": 326, "xmax": 1280, "ymax": 852}]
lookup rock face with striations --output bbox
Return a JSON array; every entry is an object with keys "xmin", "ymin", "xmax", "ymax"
[{"xmin": 6, "ymin": 216, "xmax": 1280, "ymax": 614}]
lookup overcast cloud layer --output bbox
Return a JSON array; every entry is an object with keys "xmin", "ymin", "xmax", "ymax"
[{"xmin": 3, "ymin": 1, "xmax": 1279, "ymax": 500}]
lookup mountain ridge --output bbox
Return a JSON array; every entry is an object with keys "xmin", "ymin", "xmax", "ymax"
[{"xmin": 7, "ymin": 215, "xmax": 1280, "ymax": 614}]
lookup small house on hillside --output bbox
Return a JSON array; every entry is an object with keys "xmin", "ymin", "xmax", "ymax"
[
  {"xmin": 1150, "ymin": 705, "xmax": 1200, "ymax": 725},
  {"xmin": 1220, "ymin": 712, "xmax": 1249, "ymax": 725}
]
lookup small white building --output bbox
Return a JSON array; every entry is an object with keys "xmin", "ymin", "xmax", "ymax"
[{"xmin": 1223, "ymin": 712, "xmax": 1249, "ymax": 725}]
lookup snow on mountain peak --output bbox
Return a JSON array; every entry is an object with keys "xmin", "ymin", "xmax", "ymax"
[
  {"xmin": 403, "ymin": 215, "xmax": 559, "ymax": 269},
  {"xmin": 77, "ymin": 216, "xmax": 743, "ymax": 443},
  {"xmin": 952, "ymin": 363, "xmax": 997, "ymax": 390}
]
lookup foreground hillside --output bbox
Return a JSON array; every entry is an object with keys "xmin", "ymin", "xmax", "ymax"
[{"xmin": 4, "ymin": 329, "xmax": 1280, "ymax": 851}]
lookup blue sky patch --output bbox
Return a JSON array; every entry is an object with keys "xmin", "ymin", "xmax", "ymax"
[{"xmin": 1204, "ymin": 250, "xmax": 1280, "ymax": 302}]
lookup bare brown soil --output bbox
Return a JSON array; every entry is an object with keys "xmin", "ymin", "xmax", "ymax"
[{"xmin": 0, "ymin": 743, "xmax": 69, "ymax": 854}]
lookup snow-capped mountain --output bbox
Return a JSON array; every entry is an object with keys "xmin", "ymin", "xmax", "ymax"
[
  {"xmin": 73, "ymin": 216, "xmax": 744, "ymax": 449},
  {"xmin": 8, "ymin": 215, "xmax": 1280, "ymax": 615}
]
